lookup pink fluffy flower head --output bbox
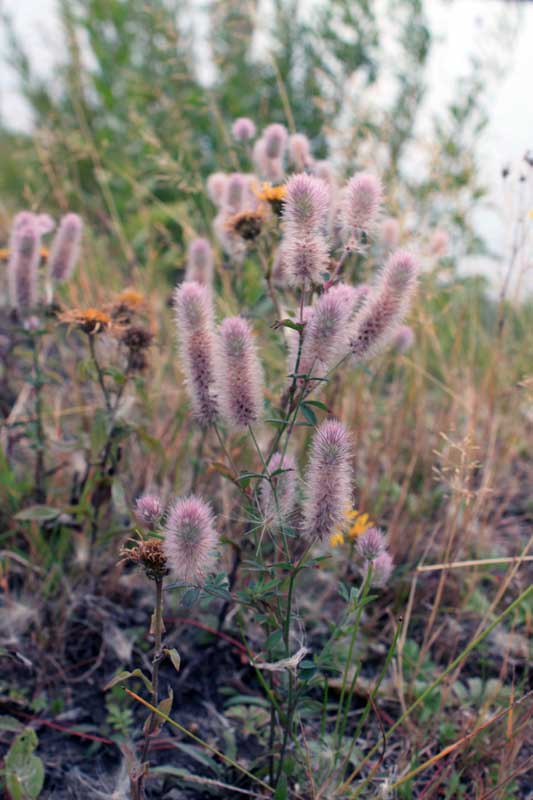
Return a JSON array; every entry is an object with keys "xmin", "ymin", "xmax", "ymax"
[
  {"xmin": 394, "ymin": 324, "xmax": 415, "ymax": 353},
  {"xmin": 263, "ymin": 123, "xmax": 288, "ymax": 159},
  {"xmin": 185, "ymin": 238, "xmax": 214, "ymax": 287},
  {"xmin": 357, "ymin": 527, "xmax": 386, "ymax": 561},
  {"xmin": 430, "ymin": 229, "xmax": 449, "ymax": 257},
  {"xmin": 174, "ymin": 281, "xmax": 219, "ymax": 427},
  {"xmin": 381, "ymin": 217, "xmax": 400, "ymax": 250},
  {"xmin": 283, "ymin": 174, "xmax": 330, "ymax": 232},
  {"xmin": 36, "ymin": 214, "xmax": 55, "ymax": 235},
  {"xmin": 297, "ymin": 284, "xmax": 357, "ymax": 379},
  {"xmin": 259, "ymin": 452, "xmax": 298, "ymax": 530},
  {"xmin": 348, "ymin": 250, "xmax": 418, "ymax": 362},
  {"xmin": 289, "ymin": 133, "xmax": 312, "ymax": 171},
  {"xmin": 313, "ymin": 160, "xmax": 335, "ymax": 186},
  {"xmin": 134, "ymin": 494, "xmax": 164, "ymax": 528},
  {"xmin": 7, "ymin": 213, "xmax": 42, "ymax": 311},
  {"xmin": 365, "ymin": 550, "xmax": 394, "ymax": 587},
  {"xmin": 281, "ymin": 234, "xmax": 329, "ymax": 288},
  {"xmin": 253, "ymin": 138, "xmax": 284, "ymax": 183},
  {"xmin": 223, "ymin": 173, "xmax": 248, "ymax": 214},
  {"xmin": 302, "ymin": 419, "xmax": 353, "ymax": 541},
  {"xmin": 163, "ymin": 495, "xmax": 219, "ymax": 585},
  {"xmin": 48, "ymin": 213, "xmax": 83, "ymax": 283},
  {"xmin": 217, "ymin": 316, "xmax": 263, "ymax": 429},
  {"xmin": 340, "ymin": 173, "xmax": 383, "ymax": 245},
  {"xmin": 207, "ymin": 172, "xmax": 228, "ymax": 207},
  {"xmin": 232, "ymin": 117, "xmax": 256, "ymax": 142}
]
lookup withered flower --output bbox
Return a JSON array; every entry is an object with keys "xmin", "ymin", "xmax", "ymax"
[
  {"xmin": 120, "ymin": 325, "xmax": 153, "ymax": 352},
  {"xmin": 119, "ymin": 537, "xmax": 169, "ymax": 581},
  {"xmin": 225, "ymin": 209, "xmax": 265, "ymax": 241}
]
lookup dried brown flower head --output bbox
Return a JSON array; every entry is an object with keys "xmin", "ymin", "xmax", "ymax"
[
  {"xmin": 225, "ymin": 209, "xmax": 265, "ymax": 241},
  {"xmin": 120, "ymin": 325, "xmax": 154, "ymax": 352},
  {"xmin": 119, "ymin": 537, "xmax": 169, "ymax": 581}
]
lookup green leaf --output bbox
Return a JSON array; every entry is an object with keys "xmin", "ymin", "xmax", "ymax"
[
  {"xmin": 300, "ymin": 403, "xmax": 318, "ymax": 426},
  {"xmin": 303, "ymin": 399, "xmax": 330, "ymax": 411},
  {"xmin": 14, "ymin": 505, "xmax": 60, "ymax": 522},
  {"xmin": 275, "ymin": 318, "xmax": 304, "ymax": 332},
  {"xmin": 0, "ymin": 716, "xmax": 24, "ymax": 733},
  {"xmin": 103, "ymin": 669, "xmax": 153, "ymax": 694},
  {"xmin": 164, "ymin": 648, "xmax": 181, "ymax": 674},
  {"xmin": 5, "ymin": 729, "xmax": 45, "ymax": 800}
]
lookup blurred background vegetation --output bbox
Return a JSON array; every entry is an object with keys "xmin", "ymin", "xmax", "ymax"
[{"xmin": 0, "ymin": 0, "xmax": 522, "ymax": 287}]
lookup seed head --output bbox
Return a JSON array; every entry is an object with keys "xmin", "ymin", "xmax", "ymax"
[
  {"xmin": 302, "ymin": 419, "xmax": 353, "ymax": 541},
  {"xmin": 48, "ymin": 213, "xmax": 83, "ymax": 283},
  {"xmin": 163, "ymin": 495, "xmax": 219, "ymax": 585},
  {"xmin": 217, "ymin": 316, "xmax": 263, "ymax": 429},
  {"xmin": 232, "ymin": 117, "xmax": 256, "ymax": 142},
  {"xmin": 174, "ymin": 281, "xmax": 219, "ymax": 427}
]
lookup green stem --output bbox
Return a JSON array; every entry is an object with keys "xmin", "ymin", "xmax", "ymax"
[
  {"xmin": 30, "ymin": 334, "xmax": 46, "ymax": 503},
  {"xmin": 333, "ymin": 565, "xmax": 373, "ymax": 755}
]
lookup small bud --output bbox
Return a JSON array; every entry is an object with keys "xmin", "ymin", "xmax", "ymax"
[
  {"xmin": 380, "ymin": 217, "xmax": 400, "ymax": 250},
  {"xmin": 365, "ymin": 550, "xmax": 394, "ymax": 587},
  {"xmin": 430, "ymin": 229, "xmax": 449, "ymax": 257},
  {"xmin": 134, "ymin": 495, "xmax": 164, "ymax": 528},
  {"xmin": 357, "ymin": 527, "xmax": 386, "ymax": 561}
]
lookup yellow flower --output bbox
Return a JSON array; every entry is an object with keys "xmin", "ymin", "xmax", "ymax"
[
  {"xmin": 116, "ymin": 288, "xmax": 145, "ymax": 308},
  {"xmin": 330, "ymin": 508, "xmax": 374, "ymax": 548},
  {"xmin": 347, "ymin": 511, "xmax": 373, "ymax": 539},
  {"xmin": 529, "ymin": 209, "xmax": 533, "ymax": 220},
  {"xmin": 256, "ymin": 182, "xmax": 287, "ymax": 202},
  {"xmin": 0, "ymin": 246, "xmax": 49, "ymax": 261},
  {"xmin": 255, "ymin": 182, "xmax": 287, "ymax": 216}
]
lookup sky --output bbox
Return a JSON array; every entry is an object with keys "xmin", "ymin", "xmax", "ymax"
[{"xmin": 1, "ymin": 0, "xmax": 532, "ymax": 291}]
